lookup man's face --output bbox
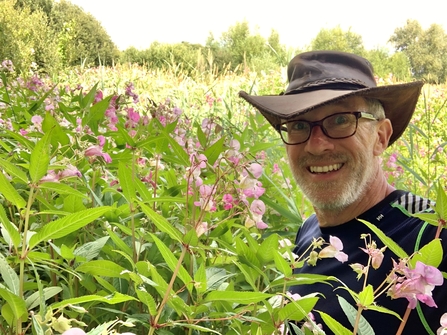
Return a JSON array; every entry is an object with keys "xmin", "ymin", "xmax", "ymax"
[{"xmin": 286, "ymin": 96, "xmax": 384, "ymax": 212}]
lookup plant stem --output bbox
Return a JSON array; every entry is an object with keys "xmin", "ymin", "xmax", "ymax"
[
  {"xmin": 352, "ymin": 306, "xmax": 363, "ymax": 335},
  {"xmin": 148, "ymin": 245, "xmax": 188, "ymax": 335},
  {"xmin": 395, "ymin": 306, "xmax": 412, "ymax": 335}
]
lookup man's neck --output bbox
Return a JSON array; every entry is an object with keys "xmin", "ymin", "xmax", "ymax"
[{"xmin": 314, "ymin": 176, "xmax": 395, "ymax": 228}]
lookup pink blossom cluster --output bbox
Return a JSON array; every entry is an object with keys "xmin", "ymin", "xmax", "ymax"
[
  {"xmin": 387, "ymin": 260, "xmax": 444, "ymax": 309},
  {"xmin": 40, "ymin": 165, "xmax": 82, "ymax": 183}
]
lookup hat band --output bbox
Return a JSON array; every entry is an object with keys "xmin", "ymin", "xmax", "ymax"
[{"xmin": 284, "ymin": 78, "xmax": 370, "ymax": 95}]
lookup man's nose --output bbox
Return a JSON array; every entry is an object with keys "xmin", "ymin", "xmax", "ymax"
[{"xmin": 304, "ymin": 126, "xmax": 335, "ymax": 154}]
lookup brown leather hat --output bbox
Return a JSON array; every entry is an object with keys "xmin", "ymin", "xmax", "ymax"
[{"xmin": 239, "ymin": 50, "xmax": 424, "ymax": 146}]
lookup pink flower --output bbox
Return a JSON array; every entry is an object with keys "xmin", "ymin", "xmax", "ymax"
[
  {"xmin": 247, "ymin": 163, "xmax": 263, "ymax": 179},
  {"xmin": 437, "ymin": 313, "xmax": 447, "ymax": 335},
  {"xmin": 85, "ymin": 146, "xmax": 103, "ymax": 157},
  {"xmin": 40, "ymin": 170, "xmax": 60, "ymax": 183},
  {"xmin": 62, "ymin": 328, "xmax": 86, "ymax": 335},
  {"xmin": 250, "ymin": 199, "xmax": 265, "ymax": 216},
  {"xmin": 98, "ymin": 135, "xmax": 106, "ymax": 147},
  {"xmin": 196, "ymin": 222, "xmax": 208, "ymax": 237},
  {"xmin": 59, "ymin": 165, "xmax": 82, "ymax": 179},
  {"xmin": 223, "ymin": 193, "xmax": 234, "ymax": 210},
  {"xmin": 85, "ymin": 146, "xmax": 112, "ymax": 163},
  {"xmin": 388, "ymin": 261, "xmax": 443, "ymax": 309},
  {"xmin": 319, "ymin": 236, "xmax": 348, "ymax": 263}
]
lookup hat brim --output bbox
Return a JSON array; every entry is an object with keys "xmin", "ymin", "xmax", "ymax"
[{"xmin": 239, "ymin": 81, "xmax": 424, "ymax": 146}]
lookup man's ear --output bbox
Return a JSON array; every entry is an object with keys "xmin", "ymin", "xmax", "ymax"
[{"xmin": 374, "ymin": 119, "xmax": 393, "ymax": 156}]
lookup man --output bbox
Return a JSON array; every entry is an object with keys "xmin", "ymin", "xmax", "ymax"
[{"xmin": 239, "ymin": 51, "xmax": 447, "ymax": 334}]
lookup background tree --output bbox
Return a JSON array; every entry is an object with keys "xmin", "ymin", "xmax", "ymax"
[
  {"xmin": 205, "ymin": 21, "xmax": 288, "ymax": 72},
  {"xmin": 389, "ymin": 19, "xmax": 447, "ymax": 83},
  {"xmin": 0, "ymin": 0, "xmax": 61, "ymax": 74},
  {"xmin": 50, "ymin": 0, "xmax": 119, "ymax": 67},
  {"xmin": 311, "ymin": 26, "xmax": 365, "ymax": 55},
  {"xmin": 366, "ymin": 48, "xmax": 412, "ymax": 82}
]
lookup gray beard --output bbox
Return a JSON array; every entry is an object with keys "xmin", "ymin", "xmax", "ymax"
[{"xmin": 290, "ymin": 153, "xmax": 377, "ymax": 213}]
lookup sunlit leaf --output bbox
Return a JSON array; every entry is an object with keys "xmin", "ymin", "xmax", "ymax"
[
  {"xmin": 359, "ymin": 219, "xmax": 408, "ymax": 259},
  {"xmin": 29, "ymin": 129, "xmax": 52, "ymax": 183},
  {"xmin": 0, "ymin": 171, "xmax": 26, "ymax": 209},
  {"xmin": 409, "ymin": 239, "xmax": 443, "ymax": 268},
  {"xmin": 204, "ymin": 291, "xmax": 272, "ymax": 304},
  {"xmin": 29, "ymin": 207, "xmax": 111, "ymax": 250},
  {"xmin": 51, "ymin": 292, "xmax": 137, "ymax": 309},
  {"xmin": 76, "ymin": 260, "xmax": 127, "ymax": 278},
  {"xmin": 0, "ymin": 254, "xmax": 20, "ymax": 295},
  {"xmin": 0, "ymin": 288, "xmax": 27, "ymax": 321}
]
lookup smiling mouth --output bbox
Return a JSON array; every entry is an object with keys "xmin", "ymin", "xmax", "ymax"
[{"xmin": 309, "ymin": 163, "xmax": 343, "ymax": 173}]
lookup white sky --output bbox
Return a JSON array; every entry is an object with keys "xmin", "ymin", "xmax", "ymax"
[{"xmin": 69, "ymin": 0, "xmax": 446, "ymax": 51}]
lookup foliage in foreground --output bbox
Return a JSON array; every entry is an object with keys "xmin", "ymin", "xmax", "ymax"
[{"xmin": 0, "ymin": 62, "xmax": 446, "ymax": 335}]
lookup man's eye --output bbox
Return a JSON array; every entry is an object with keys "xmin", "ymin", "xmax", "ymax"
[
  {"xmin": 291, "ymin": 121, "xmax": 308, "ymax": 131},
  {"xmin": 331, "ymin": 115, "xmax": 350, "ymax": 125}
]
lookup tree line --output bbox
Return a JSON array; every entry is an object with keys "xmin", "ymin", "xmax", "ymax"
[{"xmin": 1, "ymin": 0, "xmax": 447, "ymax": 84}]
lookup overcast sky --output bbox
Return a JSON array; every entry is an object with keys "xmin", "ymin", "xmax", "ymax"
[{"xmin": 69, "ymin": 0, "xmax": 446, "ymax": 51}]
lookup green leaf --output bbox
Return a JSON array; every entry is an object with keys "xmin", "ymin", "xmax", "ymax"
[
  {"xmin": 0, "ymin": 254, "xmax": 20, "ymax": 295},
  {"xmin": 135, "ymin": 288, "xmax": 157, "ymax": 315},
  {"xmin": 273, "ymin": 250, "xmax": 292, "ymax": 277},
  {"xmin": 29, "ymin": 129, "xmax": 52, "ymax": 183},
  {"xmin": 338, "ymin": 295, "xmax": 375, "ymax": 335},
  {"xmin": 3, "ymin": 129, "xmax": 34, "ymax": 151},
  {"xmin": 25, "ymin": 286, "xmax": 63, "ymax": 310},
  {"xmin": 28, "ymin": 207, "xmax": 111, "ymax": 250},
  {"xmin": 51, "ymin": 292, "xmax": 137, "ymax": 309},
  {"xmin": 85, "ymin": 95, "xmax": 112, "ymax": 133},
  {"xmin": 138, "ymin": 201, "xmax": 182, "ymax": 242},
  {"xmin": 76, "ymin": 260, "xmax": 127, "ymax": 278},
  {"xmin": 204, "ymin": 136, "xmax": 225, "ymax": 166},
  {"xmin": 118, "ymin": 161, "xmax": 136, "ymax": 203},
  {"xmin": 0, "ymin": 288, "xmax": 27, "ymax": 321},
  {"xmin": 74, "ymin": 236, "xmax": 110, "ymax": 262},
  {"xmin": 412, "ymin": 212, "xmax": 439, "ymax": 226},
  {"xmin": 204, "ymin": 291, "xmax": 272, "ymax": 304},
  {"xmin": 318, "ymin": 310, "xmax": 353, "ymax": 335},
  {"xmin": 106, "ymin": 228, "xmax": 133, "ymax": 258},
  {"xmin": 0, "ymin": 204, "xmax": 20, "ymax": 248},
  {"xmin": 358, "ymin": 284, "xmax": 374, "ymax": 307},
  {"xmin": 409, "ymin": 239, "xmax": 443, "ymax": 268},
  {"xmin": 194, "ymin": 263, "xmax": 207, "ymax": 294},
  {"xmin": 39, "ymin": 181, "xmax": 89, "ymax": 199},
  {"xmin": 0, "ymin": 171, "xmax": 26, "ymax": 209},
  {"xmin": 205, "ymin": 267, "xmax": 235, "ymax": 292},
  {"xmin": 169, "ymin": 322, "xmax": 222, "ymax": 334},
  {"xmin": 161, "ymin": 128, "xmax": 189, "ymax": 166},
  {"xmin": 435, "ymin": 184, "xmax": 447, "ymax": 220},
  {"xmin": 359, "ymin": 219, "xmax": 408, "ymax": 259},
  {"xmin": 257, "ymin": 233, "xmax": 279, "ymax": 263},
  {"xmin": 268, "ymin": 273, "xmax": 333, "ymax": 289},
  {"xmin": 278, "ymin": 296, "xmax": 318, "ymax": 322},
  {"xmin": 0, "ymin": 158, "xmax": 28, "ymax": 184},
  {"xmin": 42, "ymin": 112, "xmax": 70, "ymax": 147},
  {"xmin": 150, "ymin": 233, "xmax": 193, "ymax": 292}
]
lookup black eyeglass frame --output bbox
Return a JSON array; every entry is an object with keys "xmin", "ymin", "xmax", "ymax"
[{"xmin": 278, "ymin": 111, "xmax": 379, "ymax": 145}]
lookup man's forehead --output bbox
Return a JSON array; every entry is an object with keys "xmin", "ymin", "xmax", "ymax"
[{"xmin": 327, "ymin": 96, "xmax": 366, "ymax": 109}]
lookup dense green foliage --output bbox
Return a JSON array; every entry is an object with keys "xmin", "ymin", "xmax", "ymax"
[
  {"xmin": 0, "ymin": 0, "xmax": 118, "ymax": 73},
  {"xmin": 0, "ymin": 60, "xmax": 446, "ymax": 335},
  {"xmin": 389, "ymin": 19, "xmax": 447, "ymax": 83}
]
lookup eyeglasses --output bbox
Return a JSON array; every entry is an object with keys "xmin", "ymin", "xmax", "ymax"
[{"xmin": 278, "ymin": 112, "xmax": 378, "ymax": 145}]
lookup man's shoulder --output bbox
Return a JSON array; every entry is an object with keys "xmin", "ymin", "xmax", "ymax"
[{"xmin": 390, "ymin": 190, "xmax": 432, "ymax": 215}]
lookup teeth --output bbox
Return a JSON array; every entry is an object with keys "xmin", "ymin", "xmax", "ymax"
[{"xmin": 310, "ymin": 164, "xmax": 342, "ymax": 173}]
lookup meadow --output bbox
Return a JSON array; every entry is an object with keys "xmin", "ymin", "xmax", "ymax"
[{"xmin": 0, "ymin": 61, "xmax": 446, "ymax": 335}]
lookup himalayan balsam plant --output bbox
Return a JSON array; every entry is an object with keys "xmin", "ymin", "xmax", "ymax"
[{"xmin": 0, "ymin": 60, "xmax": 445, "ymax": 335}]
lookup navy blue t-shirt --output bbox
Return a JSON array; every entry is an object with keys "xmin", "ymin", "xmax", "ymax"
[{"xmin": 289, "ymin": 190, "xmax": 447, "ymax": 334}]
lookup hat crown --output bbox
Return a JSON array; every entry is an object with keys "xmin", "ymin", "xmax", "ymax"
[{"xmin": 286, "ymin": 51, "xmax": 377, "ymax": 94}]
